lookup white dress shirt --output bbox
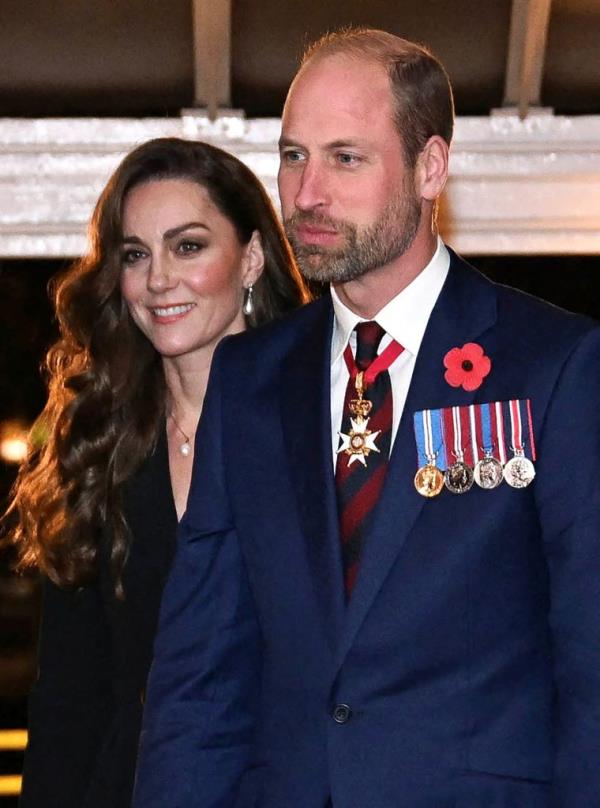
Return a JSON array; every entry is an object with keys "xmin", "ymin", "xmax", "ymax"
[{"xmin": 330, "ymin": 238, "xmax": 450, "ymax": 464}]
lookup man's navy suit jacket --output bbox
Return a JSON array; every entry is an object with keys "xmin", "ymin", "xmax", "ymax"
[{"xmin": 134, "ymin": 253, "xmax": 600, "ymax": 807}]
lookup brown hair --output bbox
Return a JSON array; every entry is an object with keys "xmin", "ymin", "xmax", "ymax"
[
  {"xmin": 301, "ymin": 27, "xmax": 454, "ymax": 168},
  {"xmin": 6, "ymin": 137, "xmax": 309, "ymax": 594}
]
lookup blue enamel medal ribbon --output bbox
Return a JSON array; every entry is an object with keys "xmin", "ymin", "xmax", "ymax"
[
  {"xmin": 414, "ymin": 408, "xmax": 445, "ymax": 470},
  {"xmin": 480, "ymin": 401, "xmax": 494, "ymax": 455}
]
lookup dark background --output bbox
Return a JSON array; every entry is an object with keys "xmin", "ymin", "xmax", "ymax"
[{"xmin": 0, "ymin": 0, "xmax": 599, "ymax": 118}]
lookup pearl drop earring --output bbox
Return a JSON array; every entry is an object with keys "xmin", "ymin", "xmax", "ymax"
[{"xmin": 243, "ymin": 284, "xmax": 254, "ymax": 316}]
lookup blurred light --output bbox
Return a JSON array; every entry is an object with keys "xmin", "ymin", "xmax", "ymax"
[
  {"xmin": 0, "ymin": 729, "xmax": 27, "ymax": 750},
  {"xmin": 0, "ymin": 438, "xmax": 27, "ymax": 464},
  {"xmin": 0, "ymin": 420, "xmax": 30, "ymax": 464}
]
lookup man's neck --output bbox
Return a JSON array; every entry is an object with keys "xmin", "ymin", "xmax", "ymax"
[{"xmin": 333, "ymin": 228, "xmax": 438, "ymax": 319}]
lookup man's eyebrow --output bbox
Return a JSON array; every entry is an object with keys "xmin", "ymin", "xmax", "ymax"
[
  {"xmin": 278, "ymin": 137, "xmax": 301, "ymax": 150},
  {"xmin": 326, "ymin": 139, "xmax": 368, "ymax": 149},
  {"xmin": 278, "ymin": 138, "xmax": 368, "ymax": 150}
]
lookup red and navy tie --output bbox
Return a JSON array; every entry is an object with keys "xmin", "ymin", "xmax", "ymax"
[{"xmin": 335, "ymin": 321, "xmax": 395, "ymax": 597}]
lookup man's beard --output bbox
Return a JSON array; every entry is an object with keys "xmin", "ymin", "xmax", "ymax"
[{"xmin": 284, "ymin": 183, "xmax": 422, "ymax": 284}]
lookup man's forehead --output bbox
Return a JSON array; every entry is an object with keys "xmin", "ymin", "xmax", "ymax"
[
  {"xmin": 286, "ymin": 52, "xmax": 389, "ymax": 103},
  {"xmin": 282, "ymin": 55, "xmax": 394, "ymax": 136}
]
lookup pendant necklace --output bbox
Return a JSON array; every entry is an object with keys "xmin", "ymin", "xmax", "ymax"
[{"xmin": 169, "ymin": 412, "xmax": 193, "ymax": 457}]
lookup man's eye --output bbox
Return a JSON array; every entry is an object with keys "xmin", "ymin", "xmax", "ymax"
[
  {"xmin": 121, "ymin": 248, "xmax": 147, "ymax": 265},
  {"xmin": 337, "ymin": 152, "xmax": 360, "ymax": 166},
  {"xmin": 281, "ymin": 150, "xmax": 305, "ymax": 164}
]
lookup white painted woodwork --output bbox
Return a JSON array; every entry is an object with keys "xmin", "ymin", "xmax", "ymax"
[
  {"xmin": 0, "ymin": 111, "xmax": 598, "ymax": 258},
  {"xmin": 504, "ymin": 0, "xmax": 554, "ymax": 118}
]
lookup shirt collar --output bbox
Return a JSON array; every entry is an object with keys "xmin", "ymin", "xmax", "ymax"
[{"xmin": 331, "ymin": 237, "xmax": 450, "ymax": 365}]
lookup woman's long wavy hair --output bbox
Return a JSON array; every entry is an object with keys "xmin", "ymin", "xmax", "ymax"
[{"xmin": 6, "ymin": 137, "xmax": 309, "ymax": 595}]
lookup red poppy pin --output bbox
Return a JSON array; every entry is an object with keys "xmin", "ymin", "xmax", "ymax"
[{"xmin": 443, "ymin": 342, "xmax": 491, "ymax": 391}]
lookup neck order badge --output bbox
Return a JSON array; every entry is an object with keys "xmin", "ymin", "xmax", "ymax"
[{"xmin": 337, "ymin": 328, "xmax": 404, "ymax": 468}]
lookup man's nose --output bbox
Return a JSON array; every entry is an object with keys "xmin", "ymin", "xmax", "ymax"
[{"xmin": 293, "ymin": 161, "xmax": 330, "ymax": 212}]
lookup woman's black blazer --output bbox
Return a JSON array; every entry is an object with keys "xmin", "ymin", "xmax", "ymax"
[{"xmin": 20, "ymin": 431, "xmax": 177, "ymax": 808}]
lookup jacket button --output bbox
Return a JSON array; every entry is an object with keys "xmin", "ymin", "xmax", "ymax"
[{"xmin": 332, "ymin": 703, "xmax": 352, "ymax": 724}]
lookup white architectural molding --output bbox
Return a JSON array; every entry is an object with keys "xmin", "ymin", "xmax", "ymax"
[{"xmin": 0, "ymin": 111, "xmax": 599, "ymax": 258}]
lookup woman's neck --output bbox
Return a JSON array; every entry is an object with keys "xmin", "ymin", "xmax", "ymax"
[{"xmin": 162, "ymin": 349, "xmax": 212, "ymax": 430}]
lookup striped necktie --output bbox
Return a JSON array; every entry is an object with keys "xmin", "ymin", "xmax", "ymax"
[{"xmin": 335, "ymin": 321, "xmax": 399, "ymax": 596}]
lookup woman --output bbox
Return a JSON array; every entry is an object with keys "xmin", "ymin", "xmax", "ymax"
[{"xmin": 7, "ymin": 137, "xmax": 309, "ymax": 808}]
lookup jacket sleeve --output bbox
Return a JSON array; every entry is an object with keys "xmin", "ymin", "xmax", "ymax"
[
  {"xmin": 20, "ymin": 578, "xmax": 113, "ymax": 808},
  {"xmin": 534, "ymin": 326, "xmax": 600, "ymax": 803},
  {"xmin": 132, "ymin": 347, "xmax": 262, "ymax": 808}
]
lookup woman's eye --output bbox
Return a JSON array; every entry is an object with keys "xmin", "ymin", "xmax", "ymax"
[
  {"xmin": 176, "ymin": 240, "xmax": 203, "ymax": 255},
  {"xmin": 121, "ymin": 248, "xmax": 147, "ymax": 266}
]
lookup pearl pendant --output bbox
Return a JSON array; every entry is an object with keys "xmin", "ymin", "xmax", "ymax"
[{"xmin": 179, "ymin": 441, "xmax": 191, "ymax": 457}]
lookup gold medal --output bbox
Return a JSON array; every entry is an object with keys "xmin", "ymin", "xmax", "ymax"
[{"xmin": 414, "ymin": 463, "xmax": 445, "ymax": 497}]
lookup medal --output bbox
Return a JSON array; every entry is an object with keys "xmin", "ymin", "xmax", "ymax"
[
  {"xmin": 503, "ymin": 454, "xmax": 536, "ymax": 488},
  {"xmin": 337, "ymin": 336, "xmax": 404, "ymax": 468},
  {"xmin": 413, "ymin": 409, "xmax": 444, "ymax": 497},
  {"xmin": 445, "ymin": 458, "xmax": 474, "ymax": 494},
  {"xmin": 474, "ymin": 454, "xmax": 503, "ymax": 489},
  {"xmin": 503, "ymin": 399, "xmax": 536, "ymax": 489},
  {"xmin": 337, "ymin": 372, "xmax": 382, "ymax": 467},
  {"xmin": 414, "ymin": 463, "xmax": 445, "ymax": 497},
  {"xmin": 444, "ymin": 406, "xmax": 473, "ymax": 493},
  {"xmin": 473, "ymin": 403, "xmax": 503, "ymax": 490}
]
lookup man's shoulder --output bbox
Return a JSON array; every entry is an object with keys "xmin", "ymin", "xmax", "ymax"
[
  {"xmin": 218, "ymin": 295, "xmax": 332, "ymax": 361},
  {"xmin": 451, "ymin": 250, "xmax": 599, "ymax": 348}
]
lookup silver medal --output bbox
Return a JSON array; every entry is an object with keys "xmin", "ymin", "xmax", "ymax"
[
  {"xmin": 503, "ymin": 454, "xmax": 535, "ymax": 488},
  {"xmin": 474, "ymin": 455, "xmax": 503, "ymax": 490}
]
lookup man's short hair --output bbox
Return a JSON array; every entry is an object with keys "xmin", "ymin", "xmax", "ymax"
[{"xmin": 301, "ymin": 28, "xmax": 455, "ymax": 168}]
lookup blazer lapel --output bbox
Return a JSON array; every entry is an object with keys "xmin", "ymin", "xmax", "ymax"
[
  {"xmin": 335, "ymin": 254, "xmax": 499, "ymax": 672},
  {"xmin": 280, "ymin": 295, "xmax": 346, "ymax": 648}
]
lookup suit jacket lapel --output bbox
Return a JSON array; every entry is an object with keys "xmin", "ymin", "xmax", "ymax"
[
  {"xmin": 335, "ymin": 254, "xmax": 499, "ymax": 672},
  {"xmin": 280, "ymin": 295, "xmax": 346, "ymax": 648}
]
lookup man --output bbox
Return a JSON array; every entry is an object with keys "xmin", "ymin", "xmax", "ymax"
[{"xmin": 134, "ymin": 29, "xmax": 600, "ymax": 807}]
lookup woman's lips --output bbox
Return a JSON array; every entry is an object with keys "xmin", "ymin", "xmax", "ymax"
[{"xmin": 149, "ymin": 302, "xmax": 196, "ymax": 323}]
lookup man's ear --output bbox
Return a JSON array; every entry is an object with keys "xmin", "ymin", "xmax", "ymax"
[
  {"xmin": 415, "ymin": 136, "xmax": 449, "ymax": 202},
  {"xmin": 242, "ymin": 230, "xmax": 265, "ymax": 286}
]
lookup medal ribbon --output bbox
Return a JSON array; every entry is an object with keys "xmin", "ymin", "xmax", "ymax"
[
  {"xmin": 509, "ymin": 399, "xmax": 524, "ymax": 453},
  {"xmin": 452, "ymin": 405, "xmax": 463, "ymax": 461},
  {"xmin": 343, "ymin": 337, "xmax": 404, "ymax": 388},
  {"xmin": 526, "ymin": 399, "xmax": 537, "ymax": 461},
  {"xmin": 502, "ymin": 398, "xmax": 536, "ymax": 460},
  {"xmin": 414, "ymin": 409, "xmax": 445, "ymax": 469},
  {"xmin": 469, "ymin": 404, "xmax": 479, "ymax": 464},
  {"xmin": 480, "ymin": 401, "xmax": 495, "ymax": 456},
  {"xmin": 493, "ymin": 401, "xmax": 507, "ymax": 464}
]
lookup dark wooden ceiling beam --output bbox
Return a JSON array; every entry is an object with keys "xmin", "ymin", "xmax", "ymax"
[
  {"xmin": 503, "ymin": 0, "xmax": 553, "ymax": 118},
  {"xmin": 191, "ymin": 0, "xmax": 232, "ymax": 118}
]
